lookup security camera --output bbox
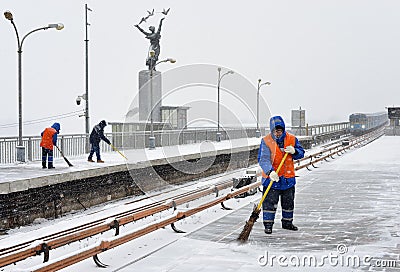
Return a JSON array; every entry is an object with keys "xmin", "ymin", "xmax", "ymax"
[{"xmin": 76, "ymin": 96, "xmax": 82, "ymax": 105}]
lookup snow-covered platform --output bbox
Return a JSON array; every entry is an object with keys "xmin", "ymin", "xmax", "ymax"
[
  {"xmin": 0, "ymin": 138, "xmax": 260, "ymax": 194},
  {"xmin": 116, "ymin": 136, "xmax": 400, "ymax": 271}
]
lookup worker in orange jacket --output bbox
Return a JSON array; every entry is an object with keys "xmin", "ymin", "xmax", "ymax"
[
  {"xmin": 40, "ymin": 122, "xmax": 60, "ymax": 169},
  {"xmin": 258, "ymin": 116, "xmax": 304, "ymax": 234}
]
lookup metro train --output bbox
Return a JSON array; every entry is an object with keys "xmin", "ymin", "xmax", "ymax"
[{"xmin": 349, "ymin": 112, "xmax": 388, "ymax": 135}]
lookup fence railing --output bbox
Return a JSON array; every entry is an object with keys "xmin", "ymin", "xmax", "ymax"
[
  {"xmin": 290, "ymin": 121, "xmax": 349, "ymax": 136},
  {"xmin": 0, "ymin": 128, "xmax": 263, "ymax": 164},
  {"xmin": 0, "ymin": 122, "xmax": 349, "ymax": 164}
]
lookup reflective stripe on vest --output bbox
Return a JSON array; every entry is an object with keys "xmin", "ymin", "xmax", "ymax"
[{"xmin": 261, "ymin": 133, "xmax": 296, "ymax": 178}]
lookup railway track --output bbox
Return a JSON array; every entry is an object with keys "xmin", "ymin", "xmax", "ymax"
[{"xmin": 0, "ymin": 129, "xmax": 384, "ymax": 271}]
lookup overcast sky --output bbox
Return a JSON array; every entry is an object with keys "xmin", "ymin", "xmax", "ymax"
[{"xmin": 1, "ymin": 0, "xmax": 398, "ymax": 137}]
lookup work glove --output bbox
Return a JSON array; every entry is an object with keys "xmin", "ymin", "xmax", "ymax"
[
  {"xmin": 284, "ymin": 145, "xmax": 295, "ymax": 154},
  {"xmin": 269, "ymin": 170, "xmax": 280, "ymax": 182}
]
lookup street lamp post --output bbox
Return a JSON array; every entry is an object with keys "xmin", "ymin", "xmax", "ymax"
[
  {"xmin": 148, "ymin": 50, "xmax": 176, "ymax": 149},
  {"xmin": 4, "ymin": 10, "xmax": 64, "ymax": 162},
  {"xmin": 84, "ymin": 4, "xmax": 92, "ymax": 153},
  {"xmin": 256, "ymin": 79, "xmax": 271, "ymax": 138},
  {"xmin": 216, "ymin": 67, "xmax": 234, "ymax": 142}
]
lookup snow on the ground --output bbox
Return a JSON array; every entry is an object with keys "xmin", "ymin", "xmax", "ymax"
[
  {"xmin": 111, "ymin": 136, "xmax": 400, "ymax": 272},
  {"xmin": 3, "ymin": 136, "xmax": 398, "ymax": 271}
]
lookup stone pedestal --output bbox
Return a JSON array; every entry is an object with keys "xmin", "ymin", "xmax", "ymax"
[{"xmin": 139, "ymin": 70, "xmax": 162, "ymax": 122}]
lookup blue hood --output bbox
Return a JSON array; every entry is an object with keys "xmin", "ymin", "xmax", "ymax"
[
  {"xmin": 269, "ymin": 116, "xmax": 285, "ymax": 133},
  {"xmin": 270, "ymin": 116, "xmax": 286, "ymax": 142},
  {"xmin": 51, "ymin": 122, "xmax": 60, "ymax": 132}
]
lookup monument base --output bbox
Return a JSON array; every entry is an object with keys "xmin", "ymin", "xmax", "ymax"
[{"xmin": 138, "ymin": 70, "xmax": 162, "ymax": 123}]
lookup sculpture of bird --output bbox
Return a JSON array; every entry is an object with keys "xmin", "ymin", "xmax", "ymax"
[
  {"xmin": 147, "ymin": 9, "xmax": 154, "ymax": 16},
  {"xmin": 161, "ymin": 8, "xmax": 170, "ymax": 15},
  {"xmin": 138, "ymin": 17, "xmax": 147, "ymax": 25}
]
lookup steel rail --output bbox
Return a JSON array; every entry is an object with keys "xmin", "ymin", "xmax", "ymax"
[
  {"xmin": 0, "ymin": 169, "xmax": 246, "ymax": 256},
  {"xmin": 0, "ymin": 180, "xmax": 234, "ymax": 267}
]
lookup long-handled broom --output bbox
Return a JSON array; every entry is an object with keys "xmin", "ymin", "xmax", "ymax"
[
  {"xmin": 237, "ymin": 152, "xmax": 288, "ymax": 242},
  {"xmin": 110, "ymin": 143, "xmax": 128, "ymax": 160},
  {"xmin": 55, "ymin": 145, "xmax": 73, "ymax": 167}
]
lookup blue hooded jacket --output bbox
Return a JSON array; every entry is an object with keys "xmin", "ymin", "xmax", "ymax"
[
  {"xmin": 51, "ymin": 123, "xmax": 60, "ymax": 145},
  {"xmin": 258, "ymin": 116, "xmax": 305, "ymax": 190},
  {"xmin": 40, "ymin": 122, "xmax": 60, "ymax": 147}
]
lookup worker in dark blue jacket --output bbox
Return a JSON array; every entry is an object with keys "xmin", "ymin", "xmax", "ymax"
[{"xmin": 88, "ymin": 120, "xmax": 111, "ymax": 163}]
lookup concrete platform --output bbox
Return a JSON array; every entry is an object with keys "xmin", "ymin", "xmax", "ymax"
[{"xmin": 0, "ymin": 138, "xmax": 260, "ymax": 194}]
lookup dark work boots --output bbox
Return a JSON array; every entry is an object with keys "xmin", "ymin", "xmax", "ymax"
[
  {"xmin": 265, "ymin": 223, "xmax": 298, "ymax": 234},
  {"xmin": 264, "ymin": 223, "xmax": 273, "ymax": 234},
  {"xmin": 282, "ymin": 223, "xmax": 298, "ymax": 231},
  {"xmin": 264, "ymin": 227, "xmax": 273, "ymax": 234}
]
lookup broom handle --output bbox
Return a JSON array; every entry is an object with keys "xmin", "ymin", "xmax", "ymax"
[
  {"xmin": 55, "ymin": 145, "xmax": 63, "ymax": 156},
  {"xmin": 256, "ymin": 152, "xmax": 289, "ymax": 211},
  {"xmin": 110, "ymin": 143, "xmax": 128, "ymax": 160}
]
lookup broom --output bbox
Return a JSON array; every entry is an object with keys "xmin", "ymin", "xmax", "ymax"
[
  {"xmin": 237, "ymin": 152, "xmax": 288, "ymax": 242},
  {"xmin": 55, "ymin": 145, "xmax": 73, "ymax": 167},
  {"xmin": 110, "ymin": 143, "xmax": 128, "ymax": 160}
]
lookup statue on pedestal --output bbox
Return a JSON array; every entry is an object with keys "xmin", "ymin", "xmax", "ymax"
[{"xmin": 135, "ymin": 16, "xmax": 165, "ymax": 70}]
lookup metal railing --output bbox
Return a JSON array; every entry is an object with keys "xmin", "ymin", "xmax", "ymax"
[
  {"xmin": 0, "ymin": 122, "xmax": 350, "ymax": 164},
  {"xmin": 291, "ymin": 122, "xmax": 349, "ymax": 136},
  {"xmin": 0, "ymin": 128, "xmax": 262, "ymax": 164}
]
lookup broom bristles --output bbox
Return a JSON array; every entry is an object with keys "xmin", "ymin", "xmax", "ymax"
[
  {"xmin": 238, "ymin": 154, "xmax": 288, "ymax": 242},
  {"xmin": 64, "ymin": 157, "xmax": 73, "ymax": 167},
  {"xmin": 237, "ymin": 209, "xmax": 260, "ymax": 242}
]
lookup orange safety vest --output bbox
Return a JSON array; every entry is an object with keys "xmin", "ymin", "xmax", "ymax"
[
  {"xmin": 40, "ymin": 127, "xmax": 57, "ymax": 150},
  {"xmin": 261, "ymin": 132, "xmax": 296, "ymax": 178}
]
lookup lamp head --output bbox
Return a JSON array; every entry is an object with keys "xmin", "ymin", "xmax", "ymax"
[
  {"xmin": 217, "ymin": 67, "xmax": 221, "ymax": 72},
  {"xmin": 258, "ymin": 79, "xmax": 262, "ymax": 83},
  {"xmin": 266, "ymin": 82, "xmax": 271, "ymax": 85},
  {"xmin": 228, "ymin": 70, "xmax": 234, "ymax": 74},
  {"xmin": 149, "ymin": 50, "xmax": 156, "ymax": 57},
  {"xmin": 167, "ymin": 58, "xmax": 176, "ymax": 63},
  {"xmin": 48, "ymin": 23, "xmax": 64, "ymax": 30},
  {"xmin": 56, "ymin": 23, "xmax": 64, "ymax": 30},
  {"xmin": 4, "ymin": 10, "xmax": 13, "ymax": 21}
]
